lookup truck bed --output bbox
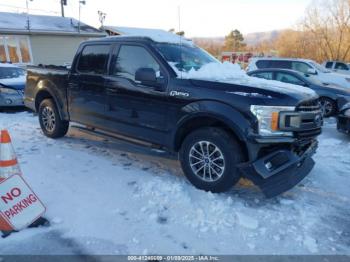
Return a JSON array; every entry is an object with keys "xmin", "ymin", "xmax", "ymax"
[{"xmin": 25, "ymin": 65, "xmax": 70, "ymax": 116}]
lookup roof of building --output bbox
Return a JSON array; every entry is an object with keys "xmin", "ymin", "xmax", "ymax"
[
  {"xmin": 104, "ymin": 26, "xmax": 193, "ymax": 45},
  {"xmin": 0, "ymin": 12, "xmax": 106, "ymax": 36}
]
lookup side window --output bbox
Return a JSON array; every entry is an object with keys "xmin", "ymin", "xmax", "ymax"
[
  {"xmin": 276, "ymin": 72, "xmax": 305, "ymax": 86},
  {"xmin": 113, "ymin": 45, "xmax": 161, "ymax": 81},
  {"xmin": 335, "ymin": 62, "xmax": 349, "ymax": 70},
  {"xmin": 291, "ymin": 62, "xmax": 312, "ymax": 74},
  {"xmin": 251, "ymin": 72, "xmax": 273, "ymax": 80},
  {"xmin": 256, "ymin": 60, "xmax": 270, "ymax": 69},
  {"xmin": 77, "ymin": 45, "xmax": 110, "ymax": 74},
  {"xmin": 325, "ymin": 62, "xmax": 333, "ymax": 69},
  {"xmin": 270, "ymin": 60, "xmax": 291, "ymax": 69}
]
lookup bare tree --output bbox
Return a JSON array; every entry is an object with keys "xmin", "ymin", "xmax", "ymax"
[{"xmin": 302, "ymin": 0, "xmax": 350, "ymax": 61}]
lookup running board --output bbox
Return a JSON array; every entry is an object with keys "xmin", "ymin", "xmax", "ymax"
[{"xmin": 71, "ymin": 125, "xmax": 168, "ymax": 153}]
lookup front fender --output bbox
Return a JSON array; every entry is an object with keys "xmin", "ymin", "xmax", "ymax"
[{"xmin": 172, "ymin": 100, "xmax": 253, "ymax": 148}]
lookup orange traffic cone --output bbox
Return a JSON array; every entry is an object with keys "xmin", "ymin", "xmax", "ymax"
[{"xmin": 0, "ymin": 130, "xmax": 21, "ymax": 181}]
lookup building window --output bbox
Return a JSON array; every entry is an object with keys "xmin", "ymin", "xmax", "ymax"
[{"xmin": 0, "ymin": 35, "xmax": 32, "ymax": 64}]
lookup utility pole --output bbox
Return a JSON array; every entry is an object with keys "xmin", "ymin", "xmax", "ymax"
[
  {"xmin": 60, "ymin": 0, "xmax": 67, "ymax": 17},
  {"xmin": 25, "ymin": 0, "xmax": 33, "ymax": 30},
  {"xmin": 78, "ymin": 0, "xmax": 86, "ymax": 33},
  {"xmin": 98, "ymin": 10, "xmax": 106, "ymax": 29}
]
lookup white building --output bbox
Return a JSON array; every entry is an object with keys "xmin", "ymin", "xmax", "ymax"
[{"xmin": 0, "ymin": 12, "xmax": 106, "ymax": 66}]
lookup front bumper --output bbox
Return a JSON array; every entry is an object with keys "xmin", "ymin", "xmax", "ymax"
[
  {"xmin": 238, "ymin": 140, "xmax": 318, "ymax": 198},
  {"xmin": 0, "ymin": 92, "xmax": 24, "ymax": 107},
  {"xmin": 337, "ymin": 114, "xmax": 350, "ymax": 134}
]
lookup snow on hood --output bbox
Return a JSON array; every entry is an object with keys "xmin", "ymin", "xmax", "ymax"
[{"xmin": 173, "ymin": 62, "xmax": 317, "ymax": 97}]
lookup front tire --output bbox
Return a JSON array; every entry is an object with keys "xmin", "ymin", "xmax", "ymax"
[
  {"xmin": 38, "ymin": 99, "xmax": 69, "ymax": 138},
  {"xmin": 179, "ymin": 127, "xmax": 244, "ymax": 193},
  {"xmin": 319, "ymin": 97, "xmax": 336, "ymax": 117}
]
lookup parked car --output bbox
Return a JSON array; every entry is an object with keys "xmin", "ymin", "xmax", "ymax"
[
  {"xmin": 25, "ymin": 36, "xmax": 322, "ymax": 198},
  {"xmin": 247, "ymin": 57, "xmax": 350, "ymax": 89},
  {"xmin": 0, "ymin": 63, "xmax": 26, "ymax": 107},
  {"xmin": 247, "ymin": 68, "xmax": 350, "ymax": 117},
  {"xmin": 337, "ymin": 97, "xmax": 350, "ymax": 134},
  {"xmin": 323, "ymin": 61, "xmax": 350, "ymax": 75}
]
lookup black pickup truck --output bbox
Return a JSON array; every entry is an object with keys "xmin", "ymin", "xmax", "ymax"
[{"xmin": 25, "ymin": 36, "xmax": 322, "ymax": 197}]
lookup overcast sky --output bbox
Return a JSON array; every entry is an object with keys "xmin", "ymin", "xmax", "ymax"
[{"xmin": 0, "ymin": 0, "xmax": 313, "ymax": 37}]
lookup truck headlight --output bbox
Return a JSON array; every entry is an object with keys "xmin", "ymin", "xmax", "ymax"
[
  {"xmin": 0, "ymin": 87, "xmax": 18, "ymax": 95},
  {"xmin": 250, "ymin": 105, "xmax": 295, "ymax": 136}
]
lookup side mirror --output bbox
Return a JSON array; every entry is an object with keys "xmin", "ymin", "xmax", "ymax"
[
  {"xmin": 307, "ymin": 68, "xmax": 317, "ymax": 75},
  {"xmin": 135, "ymin": 68, "xmax": 157, "ymax": 85}
]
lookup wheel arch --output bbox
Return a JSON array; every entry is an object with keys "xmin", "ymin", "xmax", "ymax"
[
  {"xmin": 173, "ymin": 113, "xmax": 249, "ymax": 161},
  {"xmin": 34, "ymin": 80, "xmax": 69, "ymax": 120}
]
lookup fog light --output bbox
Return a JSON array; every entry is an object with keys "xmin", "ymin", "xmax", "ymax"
[{"xmin": 6, "ymin": 99, "xmax": 12, "ymax": 105}]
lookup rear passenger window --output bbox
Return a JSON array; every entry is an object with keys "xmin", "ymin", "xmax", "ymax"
[
  {"xmin": 113, "ymin": 45, "xmax": 161, "ymax": 81},
  {"xmin": 77, "ymin": 45, "xmax": 110, "ymax": 74},
  {"xmin": 251, "ymin": 72, "xmax": 273, "ymax": 80},
  {"xmin": 325, "ymin": 62, "xmax": 333, "ymax": 69},
  {"xmin": 276, "ymin": 72, "xmax": 305, "ymax": 86},
  {"xmin": 256, "ymin": 60, "xmax": 270, "ymax": 69},
  {"xmin": 270, "ymin": 60, "xmax": 291, "ymax": 69},
  {"xmin": 256, "ymin": 60, "xmax": 291, "ymax": 69}
]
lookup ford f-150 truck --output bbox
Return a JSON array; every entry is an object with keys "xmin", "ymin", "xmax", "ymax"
[{"xmin": 25, "ymin": 36, "xmax": 322, "ymax": 198}]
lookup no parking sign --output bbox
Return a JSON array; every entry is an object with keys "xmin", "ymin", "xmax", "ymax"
[{"xmin": 0, "ymin": 175, "xmax": 46, "ymax": 231}]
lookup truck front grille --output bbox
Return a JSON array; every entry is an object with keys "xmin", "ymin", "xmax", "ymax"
[
  {"xmin": 296, "ymin": 99, "xmax": 321, "ymax": 113},
  {"xmin": 295, "ymin": 99, "xmax": 322, "ymax": 140}
]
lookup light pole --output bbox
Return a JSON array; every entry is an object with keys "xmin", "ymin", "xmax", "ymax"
[
  {"xmin": 61, "ymin": 0, "xmax": 67, "ymax": 17},
  {"xmin": 25, "ymin": 0, "xmax": 33, "ymax": 30},
  {"xmin": 78, "ymin": 0, "xmax": 86, "ymax": 33},
  {"xmin": 98, "ymin": 10, "xmax": 106, "ymax": 29}
]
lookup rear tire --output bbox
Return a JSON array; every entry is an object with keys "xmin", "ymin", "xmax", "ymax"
[
  {"xmin": 319, "ymin": 97, "xmax": 336, "ymax": 117},
  {"xmin": 179, "ymin": 127, "xmax": 244, "ymax": 193},
  {"xmin": 38, "ymin": 99, "xmax": 69, "ymax": 138}
]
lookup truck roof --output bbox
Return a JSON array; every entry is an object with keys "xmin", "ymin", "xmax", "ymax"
[{"xmin": 83, "ymin": 35, "xmax": 193, "ymax": 46}]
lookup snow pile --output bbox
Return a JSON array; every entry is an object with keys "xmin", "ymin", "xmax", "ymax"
[
  {"xmin": 107, "ymin": 26, "xmax": 193, "ymax": 46},
  {"xmin": 174, "ymin": 62, "xmax": 316, "ymax": 96}
]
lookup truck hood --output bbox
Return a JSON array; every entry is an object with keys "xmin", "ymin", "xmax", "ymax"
[
  {"xmin": 178, "ymin": 62, "xmax": 317, "ymax": 100},
  {"xmin": 0, "ymin": 76, "xmax": 26, "ymax": 90}
]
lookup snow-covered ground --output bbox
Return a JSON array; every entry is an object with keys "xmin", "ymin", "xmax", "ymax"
[{"xmin": 0, "ymin": 111, "xmax": 349, "ymax": 255}]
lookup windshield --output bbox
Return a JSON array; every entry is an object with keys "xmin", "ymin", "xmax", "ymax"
[
  {"xmin": 0, "ymin": 67, "xmax": 25, "ymax": 79},
  {"xmin": 155, "ymin": 43, "xmax": 219, "ymax": 73},
  {"xmin": 309, "ymin": 61, "xmax": 330, "ymax": 73}
]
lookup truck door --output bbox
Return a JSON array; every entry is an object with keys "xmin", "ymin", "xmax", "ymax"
[
  {"xmin": 68, "ymin": 44, "xmax": 111, "ymax": 127},
  {"xmin": 104, "ymin": 44, "xmax": 169, "ymax": 145}
]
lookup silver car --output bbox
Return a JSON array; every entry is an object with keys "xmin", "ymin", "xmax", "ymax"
[{"xmin": 0, "ymin": 63, "xmax": 26, "ymax": 107}]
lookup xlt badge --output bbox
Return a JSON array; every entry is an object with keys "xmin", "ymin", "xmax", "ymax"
[{"xmin": 169, "ymin": 90, "xmax": 190, "ymax": 98}]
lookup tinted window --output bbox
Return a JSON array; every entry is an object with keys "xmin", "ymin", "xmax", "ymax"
[
  {"xmin": 251, "ymin": 72, "xmax": 273, "ymax": 80},
  {"xmin": 113, "ymin": 45, "xmax": 161, "ymax": 81},
  {"xmin": 77, "ymin": 45, "xmax": 110, "ymax": 74},
  {"xmin": 325, "ymin": 62, "xmax": 333, "ymax": 69},
  {"xmin": 256, "ymin": 60, "xmax": 270, "ymax": 68},
  {"xmin": 270, "ymin": 60, "xmax": 291, "ymax": 69},
  {"xmin": 335, "ymin": 62, "xmax": 349, "ymax": 70},
  {"xmin": 291, "ymin": 62, "xmax": 312, "ymax": 73},
  {"xmin": 276, "ymin": 72, "xmax": 305, "ymax": 86},
  {"xmin": 256, "ymin": 60, "xmax": 291, "ymax": 69}
]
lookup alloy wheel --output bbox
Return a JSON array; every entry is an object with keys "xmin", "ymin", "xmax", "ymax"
[{"xmin": 189, "ymin": 141, "xmax": 225, "ymax": 182}]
